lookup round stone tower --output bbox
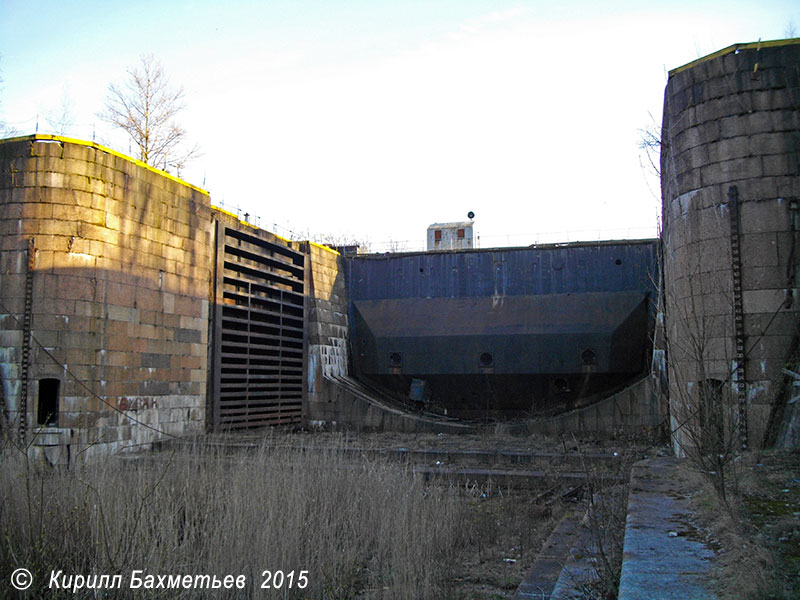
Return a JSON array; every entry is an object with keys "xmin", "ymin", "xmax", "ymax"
[{"xmin": 661, "ymin": 39, "xmax": 800, "ymax": 452}]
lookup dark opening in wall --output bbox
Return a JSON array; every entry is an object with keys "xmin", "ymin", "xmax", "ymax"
[
  {"xmin": 553, "ymin": 377, "xmax": 571, "ymax": 393},
  {"xmin": 37, "ymin": 378, "xmax": 60, "ymax": 426}
]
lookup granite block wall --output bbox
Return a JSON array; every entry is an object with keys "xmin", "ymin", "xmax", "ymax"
[
  {"xmin": 661, "ymin": 39, "xmax": 800, "ymax": 451},
  {"xmin": 0, "ymin": 135, "xmax": 214, "ymax": 460},
  {"xmin": 304, "ymin": 241, "xmax": 350, "ymax": 418}
]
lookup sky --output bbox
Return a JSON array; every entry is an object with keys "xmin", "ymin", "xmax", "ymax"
[{"xmin": 0, "ymin": 1, "xmax": 797, "ymax": 251}]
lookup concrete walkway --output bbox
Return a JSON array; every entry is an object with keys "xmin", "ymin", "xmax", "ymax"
[
  {"xmin": 618, "ymin": 457, "xmax": 719, "ymax": 600},
  {"xmin": 513, "ymin": 456, "xmax": 720, "ymax": 599}
]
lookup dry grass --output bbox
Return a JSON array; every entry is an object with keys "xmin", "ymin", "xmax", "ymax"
[
  {"xmin": 0, "ymin": 436, "xmax": 467, "ymax": 599},
  {"xmin": 450, "ymin": 487, "xmax": 562, "ymax": 598},
  {"xmin": 571, "ymin": 439, "xmax": 643, "ymax": 600},
  {"xmin": 686, "ymin": 449, "xmax": 800, "ymax": 600}
]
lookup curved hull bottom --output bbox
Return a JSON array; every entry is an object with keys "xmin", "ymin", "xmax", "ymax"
[{"xmin": 357, "ymin": 371, "xmax": 645, "ymax": 422}]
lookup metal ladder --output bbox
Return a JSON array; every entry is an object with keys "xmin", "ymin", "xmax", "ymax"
[
  {"xmin": 728, "ymin": 186, "xmax": 748, "ymax": 449},
  {"xmin": 18, "ymin": 237, "xmax": 35, "ymax": 443}
]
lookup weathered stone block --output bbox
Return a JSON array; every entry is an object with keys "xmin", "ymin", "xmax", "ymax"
[
  {"xmin": 56, "ymin": 274, "xmax": 96, "ymax": 302},
  {"xmin": 80, "ymin": 223, "xmax": 119, "ymax": 245},
  {"xmin": 739, "ymin": 231, "xmax": 780, "ymax": 267},
  {"xmin": 173, "ymin": 328, "xmax": 202, "ymax": 343},
  {"xmin": 0, "ymin": 329, "xmax": 22, "ymax": 347},
  {"xmin": 712, "ymin": 136, "xmax": 751, "ymax": 162},
  {"xmin": 63, "ymin": 347, "xmax": 98, "ymax": 366},
  {"xmin": 761, "ymin": 153, "xmax": 797, "ymax": 178},
  {"xmin": 750, "ymin": 131, "xmax": 793, "ymax": 156},
  {"xmin": 718, "ymin": 114, "xmax": 746, "ymax": 139},
  {"xmin": 742, "ymin": 288, "xmax": 789, "ymax": 314},
  {"xmin": 747, "ymin": 335, "xmax": 796, "ymax": 365},
  {"xmin": 676, "ymin": 168, "xmax": 702, "ymax": 191},
  {"xmin": 772, "ymin": 107, "xmax": 800, "ymax": 132},
  {"xmin": 141, "ymin": 353, "xmax": 171, "ymax": 368},
  {"xmin": 139, "ymin": 381, "xmax": 170, "ymax": 396},
  {"xmin": 741, "ymin": 265, "xmax": 787, "ymax": 291},
  {"xmin": 702, "ymin": 156, "xmax": 763, "ymax": 186},
  {"xmin": 740, "ymin": 200, "xmax": 790, "ymax": 234}
]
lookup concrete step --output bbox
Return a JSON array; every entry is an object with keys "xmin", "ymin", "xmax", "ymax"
[{"xmin": 513, "ymin": 511, "xmax": 592, "ymax": 599}]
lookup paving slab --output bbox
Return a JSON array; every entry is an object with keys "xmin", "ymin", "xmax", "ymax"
[{"xmin": 618, "ymin": 457, "xmax": 718, "ymax": 600}]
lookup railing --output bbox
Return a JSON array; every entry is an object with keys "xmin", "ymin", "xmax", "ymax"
[
  {"xmin": 208, "ymin": 210, "xmax": 659, "ymax": 254},
  {"xmin": 365, "ymin": 227, "xmax": 659, "ymax": 254}
]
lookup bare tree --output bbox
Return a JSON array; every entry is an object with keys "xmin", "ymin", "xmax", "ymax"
[
  {"xmin": 99, "ymin": 54, "xmax": 198, "ymax": 171},
  {"xmin": 316, "ymin": 231, "xmax": 371, "ymax": 254},
  {"xmin": 0, "ymin": 55, "xmax": 18, "ymax": 137},
  {"xmin": 663, "ymin": 213, "xmax": 744, "ymax": 512},
  {"xmin": 45, "ymin": 87, "xmax": 75, "ymax": 136},
  {"xmin": 637, "ymin": 112, "xmax": 662, "ymax": 179}
]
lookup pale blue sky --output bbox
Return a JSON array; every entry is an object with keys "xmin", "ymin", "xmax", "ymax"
[{"xmin": 1, "ymin": 1, "xmax": 797, "ymax": 250}]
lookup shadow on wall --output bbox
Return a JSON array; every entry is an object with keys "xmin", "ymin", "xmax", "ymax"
[
  {"xmin": 0, "ymin": 263, "xmax": 209, "ymax": 462},
  {"xmin": 0, "ymin": 135, "xmax": 214, "ymax": 461}
]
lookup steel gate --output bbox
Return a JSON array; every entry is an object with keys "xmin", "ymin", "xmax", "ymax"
[{"xmin": 211, "ymin": 222, "xmax": 306, "ymax": 429}]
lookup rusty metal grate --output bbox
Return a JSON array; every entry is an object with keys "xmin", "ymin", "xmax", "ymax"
[{"xmin": 212, "ymin": 224, "xmax": 305, "ymax": 430}]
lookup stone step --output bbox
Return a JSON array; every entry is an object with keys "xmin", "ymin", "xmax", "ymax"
[
  {"xmin": 513, "ymin": 511, "xmax": 592, "ymax": 599},
  {"xmin": 411, "ymin": 465, "xmax": 620, "ymax": 490},
  {"xmin": 157, "ymin": 437, "xmax": 622, "ymax": 471}
]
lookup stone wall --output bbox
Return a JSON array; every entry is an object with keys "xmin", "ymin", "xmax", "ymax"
[
  {"xmin": 0, "ymin": 135, "xmax": 213, "ymax": 461},
  {"xmin": 661, "ymin": 40, "xmax": 800, "ymax": 451},
  {"xmin": 304, "ymin": 241, "xmax": 350, "ymax": 418}
]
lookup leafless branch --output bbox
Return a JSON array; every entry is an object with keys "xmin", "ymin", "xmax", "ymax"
[
  {"xmin": 637, "ymin": 112, "xmax": 662, "ymax": 179},
  {"xmin": 45, "ymin": 88, "xmax": 75, "ymax": 135},
  {"xmin": 99, "ymin": 54, "xmax": 199, "ymax": 170}
]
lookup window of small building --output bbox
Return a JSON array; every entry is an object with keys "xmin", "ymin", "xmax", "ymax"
[
  {"xmin": 37, "ymin": 378, "xmax": 60, "ymax": 426},
  {"xmin": 434, "ymin": 230, "xmax": 442, "ymax": 241},
  {"xmin": 457, "ymin": 228, "xmax": 465, "ymax": 239}
]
